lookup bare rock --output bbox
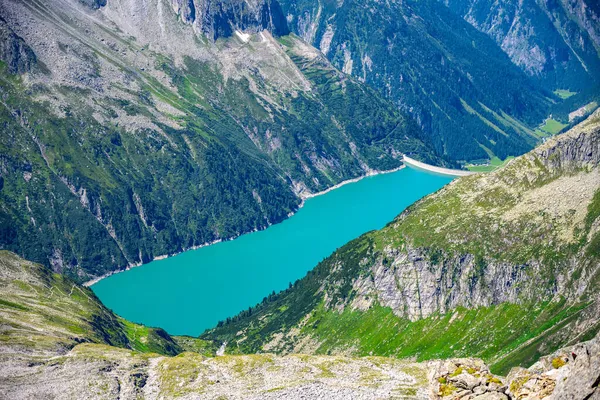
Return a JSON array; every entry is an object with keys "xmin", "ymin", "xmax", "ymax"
[
  {"xmin": 472, "ymin": 392, "xmax": 508, "ymax": 400},
  {"xmin": 0, "ymin": 17, "xmax": 36, "ymax": 74},
  {"xmin": 450, "ymin": 372, "xmax": 481, "ymax": 391}
]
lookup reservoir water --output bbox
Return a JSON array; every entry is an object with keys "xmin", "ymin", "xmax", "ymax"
[{"xmin": 92, "ymin": 166, "xmax": 453, "ymax": 336}]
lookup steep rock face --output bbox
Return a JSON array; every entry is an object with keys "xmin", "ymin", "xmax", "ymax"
[
  {"xmin": 535, "ymin": 118, "xmax": 600, "ymax": 170},
  {"xmin": 278, "ymin": 0, "xmax": 550, "ymax": 162},
  {"xmin": 441, "ymin": 0, "xmax": 600, "ymax": 90},
  {"xmin": 169, "ymin": 0, "xmax": 289, "ymax": 40},
  {"xmin": 204, "ymin": 112, "xmax": 600, "ymax": 372},
  {"xmin": 0, "ymin": 17, "xmax": 35, "ymax": 74},
  {"xmin": 351, "ymin": 248, "xmax": 559, "ymax": 322},
  {"xmin": 78, "ymin": 0, "xmax": 106, "ymax": 9}
]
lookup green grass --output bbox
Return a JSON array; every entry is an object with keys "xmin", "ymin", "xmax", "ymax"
[
  {"xmin": 537, "ymin": 118, "xmax": 567, "ymax": 136},
  {"xmin": 554, "ymin": 89, "xmax": 577, "ymax": 100},
  {"xmin": 466, "ymin": 156, "xmax": 514, "ymax": 172},
  {"xmin": 0, "ymin": 251, "xmax": 214, "ymax": 358},
  {"xmin": 294, "ymin": 300, "xmax": 593, "ymax": 375}
]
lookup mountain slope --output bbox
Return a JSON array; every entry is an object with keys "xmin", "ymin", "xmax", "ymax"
[
  {"xmin": 0, "ymin": 0, "xmax": 439, "ymax": 282},
  {"xmin": 441, "ymin": 0, "xmax": 600, "ymax": 92},
  {"xmin": 0, "ymin": 250, "xmax": 214, "ymax": 357},
  {"xmin": 279, "ymin": 0, "xmax": 553, "ymax": 162},
  {"xmin": 203, "ymin": 110, "xmax": 600, "ymax": 374},
  {"xmin": 1, "ymin": 250, "xmax": 599, "ymax": 399}
]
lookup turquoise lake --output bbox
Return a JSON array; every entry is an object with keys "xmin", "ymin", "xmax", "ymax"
[{"xmin": 92, "ymin": 166, "xmax": 453, "ymax": 336}]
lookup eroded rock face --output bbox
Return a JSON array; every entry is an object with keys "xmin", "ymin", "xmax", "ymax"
[
  {"xmin": 169, "ymin": 0, "xmax": 289, "ymax": 40},
  {"xmin": 351, "ymin": 245, "xmax": 554, "ymax": 322},
  {"xmin": 535, "ymin": 120, "xmax": 600, "ymax": 171},
  {"xmin": 78, "ymin": 0, "xmax": 107, "ymax": 9},
  {"xmin": 0, "ymin": 17, "xmax": 36, "ymax": 74}
]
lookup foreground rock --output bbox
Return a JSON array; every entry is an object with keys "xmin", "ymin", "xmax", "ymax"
[
  {"xmin": 2, "ymin": 332, "xmax": 599, "ymax": 399},
  {"xmin": 431, "ymin": 335, "xmax": 600, "ymax": 400},
  {"xmin": 0, "ymin": 345, "xmax": 431, "ymax": 399}
]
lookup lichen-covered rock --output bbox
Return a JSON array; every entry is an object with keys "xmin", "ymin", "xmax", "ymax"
[
  {"xmin": 432, "ymin": 360, "xmax": 507, "ymax": 399},
  {"xmin": 519, "ymin": 332, "xmax": 600, "ymax": 400}
]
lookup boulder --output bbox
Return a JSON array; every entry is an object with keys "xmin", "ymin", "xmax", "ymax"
[{"xmin": 449, "ymin": 372, "xmax": 481, "ymax": 390}]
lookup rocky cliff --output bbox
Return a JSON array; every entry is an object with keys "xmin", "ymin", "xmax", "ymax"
[
  {"xmin": 169, "ymin": 0, "xmax": 289, "ymax": 40},
  {"xmin": 0, "ymin": 17, "xmax": 36, "ymax": 74},
  {"xmin": 1, "ymin": 250, "xmax": 598, "ymax": 399},
  {"xmin": 204, "ymin": 110, "xmax": 600, "ymax": 374}
]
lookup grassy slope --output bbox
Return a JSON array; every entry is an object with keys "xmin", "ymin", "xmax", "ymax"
[
  {"xmin": 203, "ymin": 114, "xmax": 600, "ymax": 374},
  {"xmin": 466, "ymin": 156, "xmax": 514, "ymax": 172},
  {"xmin": 554, "ymin": 90, "xmax": 577, "ymax": 100},
  {"xmin": 0, "ymin": 250, "xmax": 215, "ymax": 357}
]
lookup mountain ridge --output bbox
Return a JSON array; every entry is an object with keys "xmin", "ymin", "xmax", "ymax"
[{"xmin": 278, "ymin": 0, "xmax": 554, "ymax": 161}]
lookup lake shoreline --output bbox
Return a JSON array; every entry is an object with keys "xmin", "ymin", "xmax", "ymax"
[
  {"xmin": 298, "ymin": 165, "xmax": 406, "ymax": 201},
  {"xmin": 84, "ymin": 164, "xmax": 411, "ymax": 288}
]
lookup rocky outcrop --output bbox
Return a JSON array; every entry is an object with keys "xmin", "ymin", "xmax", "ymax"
[
  {"xmin": 345, "ymin": 111, "xmax": 600, "ymax": 322},
  {"xmin": 351, "ymin": 246, "xmax": 557, "ymax": 322},
  {"xmin": 169, "ymin": 0, "xmax": 289, "ymax": 40},
  {"xmin": 431, "ymin": 359, "xmax": 510, "ymax": 399},
  {"xmin": 78, "ymin": 0, "xmax": 107, "ymax": 9},
  {"xmin": 0, "ymin": 17, "xmax": 35, "ymax": 74},
  {"xmin": 521, "ymin": 333, "xmax": 600, "ymax": 400},
  {"xmin": 534, "ymin": 114, "xmax": 600, "ymax": 171},
  {"xmin": 431, "ymin": 332, "xmax": 600, "ymax": 399}
]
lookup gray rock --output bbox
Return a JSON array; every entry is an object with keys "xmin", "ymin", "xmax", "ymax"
[
  {"xmin": 78, "ymin": 0, "xmax": 107, "ymax": 9},
  {"xmin": 472, "ymin": 385, "xmax": 487, "ymax": 395},
  {"xmin": 449, "ymin": 372, "xmax": 481, "ymax": 390},
  {"xmin": 472, "ymin": 392, "xmax": 508, "ymax": 400},
  {"xmin": 169, "ymin": 0, "xmax": 290, "ymax": 40},
  {"xmin": 0, "ymin": 17, "xmax": 36, "ymax": 74}
]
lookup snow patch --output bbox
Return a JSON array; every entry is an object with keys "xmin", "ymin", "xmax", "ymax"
[{"xmin": 235, "ymin": 30, "xmax": 251, "ymax": 43}]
